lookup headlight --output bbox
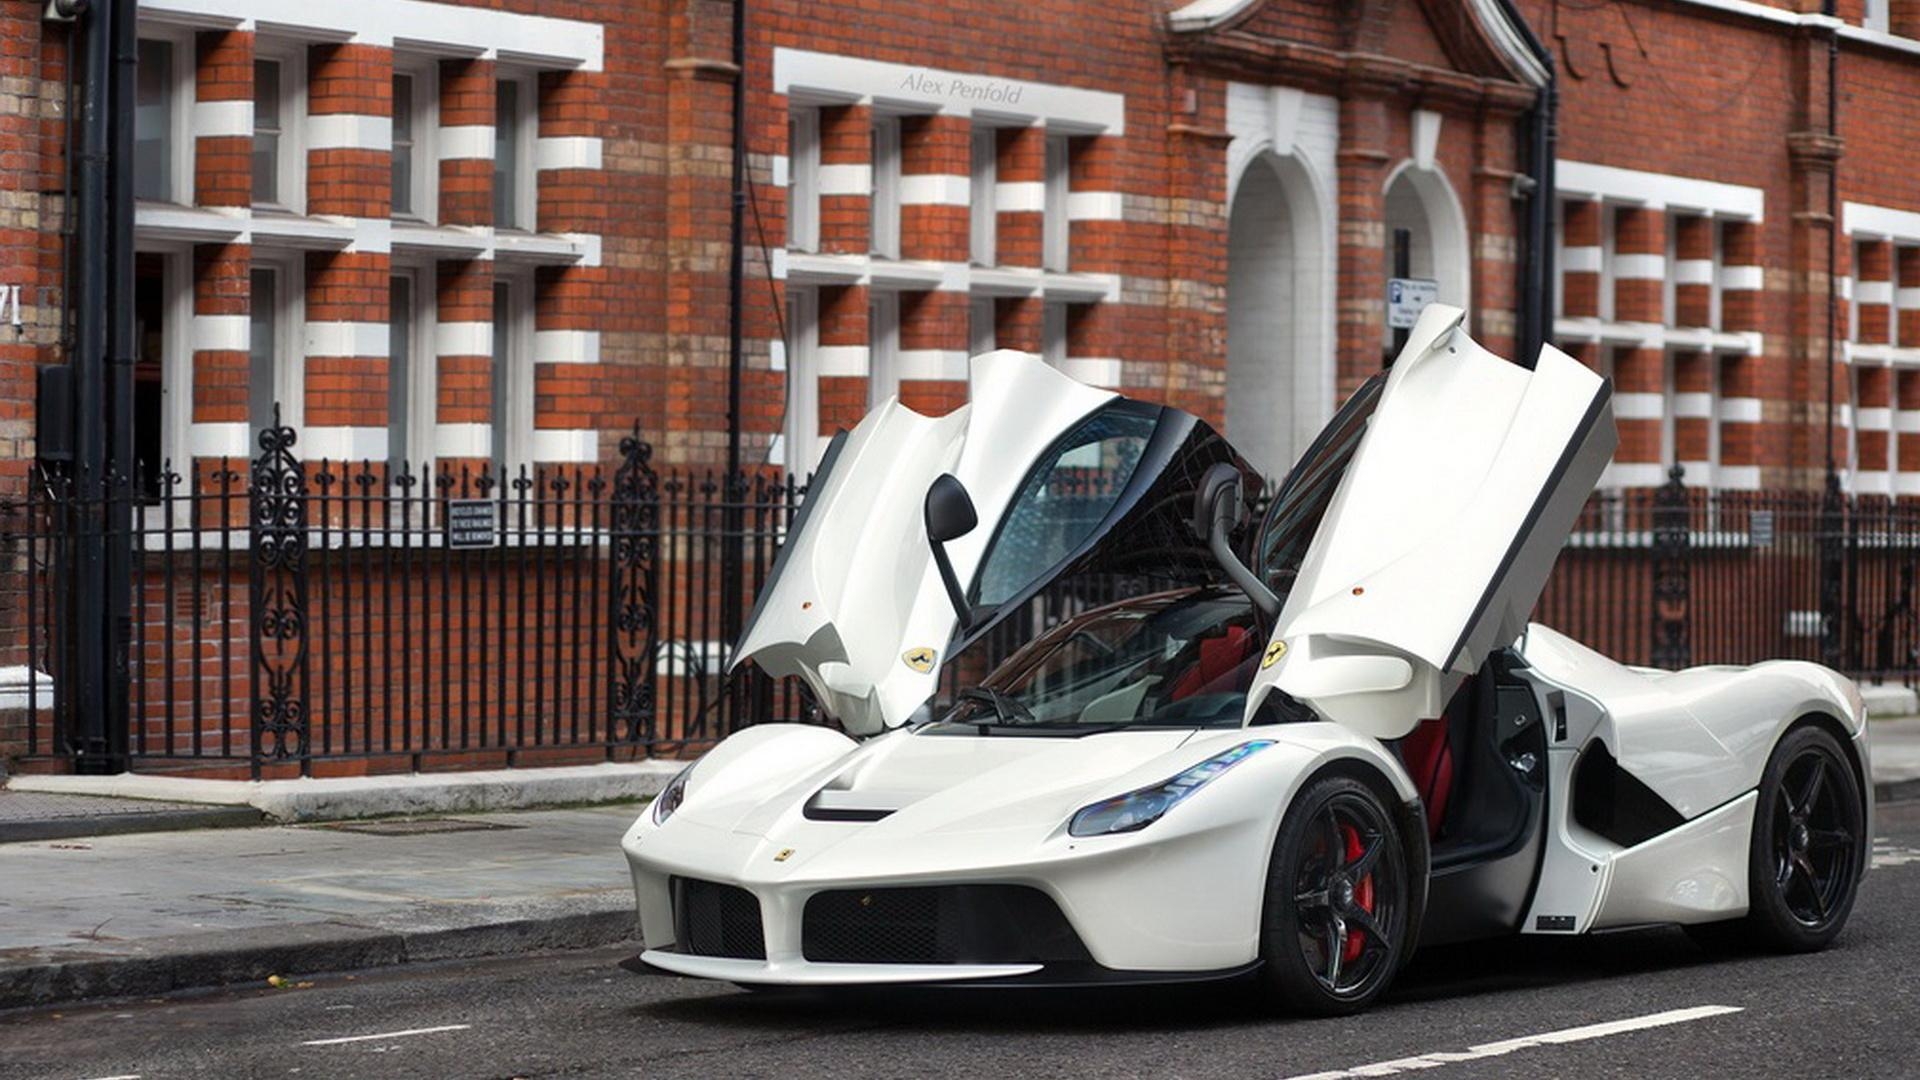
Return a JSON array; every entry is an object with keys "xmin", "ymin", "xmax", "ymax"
[
  {"xmin": 1068, "ymin": 740, "xmax": 1274, "ymax": 837},
  {"xmin": 652, "ymin": 761, "xmax": 695, "ymax": 825}
]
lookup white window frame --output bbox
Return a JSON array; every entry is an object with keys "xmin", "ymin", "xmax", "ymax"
[
  {"xmin": 390, "ymin": 60, "xmax": 438, "ymax": 224},
  {"xmin": 969, "ymin": 293, "xmax": 996, "ymax": 357},
  {"xmin": 132, "ymin": 246, "xmax": 193, "ymax": 526},
  {"xmin": 247, "ymin": 254, "xmax": 305, "ymax": 437},
  {"xmin": 1042, "ymin": 300, "xmax": 1067, "ymax": 366},
  {"xmin": 251, "ymin": 44, "xmax": 307, "ymax": 214},
  {"xmin": 135, "ymin": 30, "xmax": 196, "ymax": 206},
  {"xmin": 1659, "ymin": 350, "xmax": 1677, "ymax": 471},
  {"xmin": 1709, "ymin": 218, "xmax": 1726, "ymax": 331},
  {"xmin": 491, "ymin": 270, "xmax": 536, "ymax": 473},
  {"xmin": 494, "ymin": 71, "xmax": 539, "ymax": 232},
  {"xmin": 387, "ymin": 265, "xmax": 438, "ymax": 475},
  {"xmin": 970, "ymin": 125, "xmax": 997, "ymax": 267},
  {"xmin": 1599, "ymin": 203, "xmax": 1617, "ymax": 323},
  {"xmin": 789, "ymin": 107, "xmax": 821, "ymax": 253},
  {"xmin": 783, "ymin": 286, "xmax": 820, "ymax": 472},
  {"xmin": 1851, "ymin": 238, "xmax": 1868, "ymax": 343},
  {"xmin": 1042, "ymin": 133, "xmax": 1070, "ymax": 272},
  {"xmin": 867, "ymin": 289, "xmax": 900, "ymax": 407},
  {"xmin": 1866, "ymin": 0, "xmax": 1890, "ymax": 33},
  {"xmin": 870, "ymin": 114, "xmax": 902, "ymax": 260},
  {"xmin": 1550, "ymin": 197, "xmax": 1565, "ymax": 319}
]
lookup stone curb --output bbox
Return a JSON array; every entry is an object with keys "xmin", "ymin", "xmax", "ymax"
[
  {"xmin": 0, "ymin": 892, "xmax": 638, "ymax": 1012},
  {"xmin": 1877, "ymin": 778, "xmax": 1920, "ymax": 806},
  {"xmin": 4, "ymin": 760, "xmax": 682, "ymax": 823},
  {"xmin": 0, "ymin": 804, "xmax": 265, "ymax": 845}
]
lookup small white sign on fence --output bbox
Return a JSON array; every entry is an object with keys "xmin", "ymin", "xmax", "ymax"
[{"xmin": 1387, "ymin": 277, "xmax": 1438, "ymax": 330}]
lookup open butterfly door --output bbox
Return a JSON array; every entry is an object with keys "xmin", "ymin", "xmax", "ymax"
[{"xmin": 1246, "ymin": 305, "xmax": 1617, "ymax": 739}]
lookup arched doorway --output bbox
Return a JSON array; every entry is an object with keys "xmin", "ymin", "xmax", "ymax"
[
  {"xmin": 1225, "ymin": 151, "xmax": 1327, "ymax": 479},
  {"xmin": 1382, "ymin": 163, "xmax": 1470, "ymax": 356}
]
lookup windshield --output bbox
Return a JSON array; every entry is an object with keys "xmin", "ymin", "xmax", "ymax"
[{"xmin": 927, "ymin": 590, "xmax": 1260, "ymax": 733}]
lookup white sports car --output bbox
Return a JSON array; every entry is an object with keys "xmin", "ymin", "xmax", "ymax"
[{"xmin": 621, "ymin": 304, "xmax": 1873, "ymax": 1014}]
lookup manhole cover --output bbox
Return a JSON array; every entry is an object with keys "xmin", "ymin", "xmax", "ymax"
[{"xmin": 318, "ymin": 818, "xmax": 522, "ymax": 836}]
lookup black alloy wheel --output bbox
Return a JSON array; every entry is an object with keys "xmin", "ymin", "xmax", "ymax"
[
  {"xmin": 1259, "ymin": 775, "xmax": 1409, "ymax": 1015},
  {"xmin": 1716, "ymin": 724, "xmax": 1865, "ymax": 953}
]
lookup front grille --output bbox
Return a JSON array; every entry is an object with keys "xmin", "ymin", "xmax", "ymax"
[
  {"xmin": 671, "ymin": 877, "xmax": 766, "ymax": 960},
  {"xmin": 802, "ymin": 884, "xmax": 1091, "ymax": 965}
]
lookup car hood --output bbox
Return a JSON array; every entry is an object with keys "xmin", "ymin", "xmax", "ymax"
[{"xmin": 677, "ymin": 727, "xmax": 1204, "ymax": 841}]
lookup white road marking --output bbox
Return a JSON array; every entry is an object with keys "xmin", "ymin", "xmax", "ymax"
[
  {"xmin": 77, "ymin": 1074, "xmax": 140, "ymax": 1080},
  {"xmin": 1283, "ymin": 1005, "xmax": 1743, "ymax": 1080},
  {"xmin": 1872, "ymin": 838, "xmax": 1920, "ymax": 869},
  {"xmin": 300, "ymin": 1024, "xmax": 471, "ymax": 1047}
]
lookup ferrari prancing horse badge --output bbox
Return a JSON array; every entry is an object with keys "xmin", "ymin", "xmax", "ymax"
[
  {"xmin": 903, "ymin": 646, "xmax": 937, "ymax": 673},
  {"xmin": 1261, "ymin": 640, "xmax": 1288, "ymax": 669}
]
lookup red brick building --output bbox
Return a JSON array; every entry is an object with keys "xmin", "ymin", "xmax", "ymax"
[{"xmin": 0, "ymin": 0, "xmax": 1908, "ymax": 493}]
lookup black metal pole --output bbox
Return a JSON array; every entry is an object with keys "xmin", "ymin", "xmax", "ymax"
[
  {"xmin": 720, "ymin": 0, "xmax": 749, "ymax": 725},
  {"xmin": 104, "ymin": 0, "xmax": 138, "ymax": 768},
  {"xmin": 1493, "ymin": 0, "xmax": 1555, "ymax": 371},
  {"xmin": 1389, "ymin": 228, "xmax": 1411, "ymax": 364},
  {"xmin": 68, "ymin": 0, "xmax": 113, "ymax": 771}
]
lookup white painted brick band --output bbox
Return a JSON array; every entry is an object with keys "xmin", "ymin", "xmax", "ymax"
[
  {"xmin": 1898, "ymin": 287, "xmax": 1920, "ymax": 310},
  {"xmin": 435, "ymin": 422, "xmax": 492, "ymax": 458},
  {"xmin": 1857, "ymin": 280, "xmax": 1894, "ymax": 305},
  {"xmin": 1612, "ymin": 391, "xmax": 1666, "ymax": 420},
  {"xmin": 1719, "ymin": 464, "xmax": 1761, "ymax": 491},
  {"xmin": 192, "ymin": 314, "xmax": 250, "ymax": 353},
  {"xmin": 1857, "ymin": 406, "xmax": 1893, "ymax": 432},
  {"xmin": 1719, "ymin": 265, "xmax": 1764, "ymax": 291},
  {"xmin": 1897, "ymin": 410, "xmax": 1920, "ymax": 434},
  {"xmin": 897, "ymin": 348, "xmax": 968, "ymax": 381},
  {"xmin": 438, "ymin": 125, "xmax": 495, "ymax": 162},
  {"xmin": 899, "ymin": 174, "xmax": 971, "ymax": 207},
  {"xmin": 1066, "ymin": 191, "xmax": 1124, "ymax": 222},
  {"xmin": 189, "ymin": 422, "xmax": 250, "ymax": 459},
  {"xmin": 305, "ymin": 322, "xmax": 389, "ymax": 359},
  {"xmin": 1058, "ymin": 356, "xmax": 1123, "ymax": 387},
  {"xmin": 534, "ymin": 329, "xmax": 601, "ymax": 365},
  {"xmin": 1719, "ymin": 397, "xmax": 1763, "ymax": 423},
  {"xmin": 1605, "ymin": 462, "xmax": 1669, "ymax": 488},
  {"xmin": 995, "ymin": 181, "xmax": 1044, "ymax": 213},
  {"xmin": 436, "ymin": 321, "xmax": 492, "ymax": 358},
  {"xmin": 1561, "ymin": 246, "xmax": 1602, "ymax": 274},
  {"xmin": 818, "ymin": 164, "xmax": 871, "ymax": 197},
  {"xmin": 301, "ymin": 426, "xmax": 391, "ymax": 462},
  {"xmin": 536, "ymin": 136, "xmax": 603, "ymax": 172},
  {"xmin": 1611, "ymin": 253, "xmax": 1667, "ymax": 281},
  {"xmin": 307, "ymin": 114, "xmax": 392, "ymax": 153},
  {"xmin": 192, "ymin": 99, "xmax": 252, "ymax": 139},
  {"xmin": 1672, "ymin": 259, "xmax": 1714, "ymax": 286},
  {"xmin": 531, "ymin": 428, "xmax": 598, "ymax": 463},
  {"xmin": 1671, "ymin": 392, "xmax": 1714, "ymax": 419},
  {"xmin": 816, "ymin": 345, "xmax": 869, "ymax": 378},
  {"xmin": 1898, "ymin": 473, "xmax": 1920, "ymax": 497}
]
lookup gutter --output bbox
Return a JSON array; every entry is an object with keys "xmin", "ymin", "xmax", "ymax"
[{"xmin": 1491, "ymin": 0, "xmax": 1556, "ymax": 371}]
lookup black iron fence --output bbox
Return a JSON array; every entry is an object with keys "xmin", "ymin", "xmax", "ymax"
[{"xmin": 4, "ymin": 436, "xmax": 1919, "ymax": 778}]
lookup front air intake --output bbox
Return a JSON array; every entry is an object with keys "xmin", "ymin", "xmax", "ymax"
[
  {"xmin": 801, "ymin": 884, "xmax": 1091, "ymax": 965},
  {"xmin": 671, "ymin": 877, "xmax": 766, "ymax": 960}
]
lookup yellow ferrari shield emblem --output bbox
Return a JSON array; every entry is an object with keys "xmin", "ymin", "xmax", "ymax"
[
  {"xmin": 773, "ymin": 848, "xmax": 795, "ymax": 862},
  {"xmin": 1261, "ymin": 640, "xmax": 1288, "ymax": 670},
  {"xmin": 902, "ymin": 646, "xmax": 937, "ymax": 673}
]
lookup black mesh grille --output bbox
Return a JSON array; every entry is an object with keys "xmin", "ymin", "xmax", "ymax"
[
  {"xmin": 671, "ymin": 877, "xmax": 766, "ymax": 960},
  {"xmin": 802, "ymin": 885, "xmax": 1091, "ymax": 965}
]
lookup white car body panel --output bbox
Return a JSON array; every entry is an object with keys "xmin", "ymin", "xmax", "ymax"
[
  {"xmin": 730, "ymin": 350, "xmax": 1114, "ymax": 735},
  {"xmin": 1252, "ymin": 304, "xmax": 1616, "ymax": 740},
  {"xmin": 631, "ymin": 321, "xmax": 1874, "ymax": 990}
]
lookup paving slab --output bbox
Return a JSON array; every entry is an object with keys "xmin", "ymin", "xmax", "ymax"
[
  {"xmin": 0, "ymin": 804, "xmax": 642, "ymax": 1010},
  {"xmin": 0, "ymin": 788, "xmax": 263, "ymax": 844}
]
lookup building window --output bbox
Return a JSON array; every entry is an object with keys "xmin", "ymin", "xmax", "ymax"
[
  {"xmin": 783, "ymin": 287, "xmax": 820, "ymax": 471},
  {"xmin": 245, "ymin": 260, "xmax": 302, "ymax": 440},
  {"xmin": 868, "ymin": 291, "xmax": 899, "ymax": 407},
  {"xmin": 788, "ymin": 108, "xmax": 820, "ymax": 252},
  {"xmin": 969, "ymin": 294, "xmax": 996, "ymax": 357},
  {"xmin": 494, "ymin": 77, "xmax": 536, "ymax": 230},
  {"xmin": 870, "ymin": 116, "xmax": 901, "ymax": 259},
  {"xmin": 391, "ymin": 70, "xmax": 435, "ymax": 220},
  {"xmin": 1042, "ymin": 134, "xmax": 1070, "ymax": 272},
  {"xmin": 135, "ymin": 39, "xmax": 175, "ymax": 203},
  {"xmin": 1042, "ymin": 301, "xmax": 1067, "ymax": 366},
  {"xmin": 490, "ymin": 276, "xmax": 534, "ymax": 471},
  {"xmin": 133, "ymin": 255, "xmax": 166, "ymax": 492},
  {"xmin": 252, "ymin": 53, "xmax": 302, "ymax": 210},
  {"xmin": 970, "ymin": 126, "xmax": 997, "ymax": 266},
  {"xmin": 389, "ymin": 273, "xmax": 420, "ymax": 473}
]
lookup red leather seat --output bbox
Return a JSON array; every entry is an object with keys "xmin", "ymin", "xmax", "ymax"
[
  {"xmin": 1167, "ymin": 625, "xmax": 1256, "ymax": 700},
  {"xmin": 1401, "ymin": 717, "xmax": 1453, "ymax": 840}
]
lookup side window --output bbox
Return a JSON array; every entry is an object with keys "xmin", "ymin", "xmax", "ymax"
[
  {"xmin": 1257, "ymin": 374, "xmax": 1385, "ymax": 596},
  {"xmin": 971, "ymin": 402, "xmax": 1157, "ymax": 609}
]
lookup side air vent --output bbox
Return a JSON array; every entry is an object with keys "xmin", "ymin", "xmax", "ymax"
[{"xmin": 1571, "ymin": 741, "xmax": 1686, "ymax": 848}]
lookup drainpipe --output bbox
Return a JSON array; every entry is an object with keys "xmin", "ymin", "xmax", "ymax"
[
  {"xmin": 105, "ymin": 0, "xmax": 137, "ymax": 762},
  {"xmin": 67, "ymin": 0, "xmax": 114, "ymax": 771},
  {"xmin": 1824, "ymin": 0, "xmax": 1839, "ymax": 483},
  {"xmin": 1494, "ymin": 0, "xmax": 1556, "ymax": 371},
  {"xmin": 721, "ymin": 0, "xmax": 748, "ymax": 650}
]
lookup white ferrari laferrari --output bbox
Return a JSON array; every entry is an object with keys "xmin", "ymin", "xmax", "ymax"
[{"xmin": 621, "ymin": 304, "xmax": 1873, "ymax": 1014}]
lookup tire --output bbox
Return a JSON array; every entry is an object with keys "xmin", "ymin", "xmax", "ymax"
[
  {"xmin": 1709, "ymin": 724, "xmax": 1865, "ymax": 953},
  {"xmin": 1256, "ymin": 775, "xmax": 1412, "ymax": 1016}
]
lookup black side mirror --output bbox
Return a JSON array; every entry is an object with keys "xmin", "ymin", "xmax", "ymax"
[
  {"xmin": 1193, "ymin": 463, "xmax": 1279, "ymax": 624},
  {"xmin": 925, "ymin": 473, "xmax": 978, "ymax": 630}
]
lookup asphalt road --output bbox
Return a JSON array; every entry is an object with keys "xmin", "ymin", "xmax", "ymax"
[{"xmin": 5, "ymin": 801, "xmax": 1920, "ymax": 1080}]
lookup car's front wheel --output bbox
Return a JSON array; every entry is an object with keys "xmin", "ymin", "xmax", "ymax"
[{"xmin": 1257, "ymin": 774, "xmax": 1410, "ymax": 1016}]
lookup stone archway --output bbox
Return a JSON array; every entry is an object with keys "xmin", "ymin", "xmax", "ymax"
[{"xmin": 1225, "ymin": 150, "xmax": 1328, "ymax": 479}]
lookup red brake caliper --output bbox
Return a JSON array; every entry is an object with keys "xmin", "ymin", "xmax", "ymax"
[{"xmin": 1342, "ymin": 823, "xmax": 1373, "ymax": 963}]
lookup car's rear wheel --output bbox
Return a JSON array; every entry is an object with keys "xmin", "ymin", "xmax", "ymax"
[
  {"xmin": 1693, "ymin": 724, "xmax": 1864, "ymax": 954},
  {"xmin": 1745, "ymin": 725, "xmax": 1865, "ymax": 951},
  {"xmin": 1257, "ymin": 775, "xmax": 1409, "ymax": 1016}
]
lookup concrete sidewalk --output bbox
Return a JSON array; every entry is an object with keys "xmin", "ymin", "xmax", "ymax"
[{"xmin": 0, "ymin": 804, "xmax": 640, "ymax": 1010}]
